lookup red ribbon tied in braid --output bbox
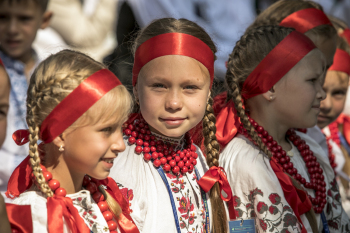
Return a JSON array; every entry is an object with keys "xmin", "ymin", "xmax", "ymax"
[
  {"xmin": 279, "ymin": 8, "xmax": 332, "ymax": 34},
  {"xmin": 328, "ymin": 49, "xmax": 350, "ymax": 76},
  {"xmin": 341, "ymin": 28, "xmax": 350, "ymax": 45},
  {"xmin": 241, "ymin": 31, "xmax": 316, "ymax": 99},
  {"xmin": 6, "ymin": 69, "xmax": 139, "ymax": 233},
  {"xmin": 132, "ymin": 32, "xmax": 215, "ymax": 88},
  {"xmin": 197, "ymin": 166, "xmax": 232, "ymax": 202}
]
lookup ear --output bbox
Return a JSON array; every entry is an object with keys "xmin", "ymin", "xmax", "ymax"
[
  {"xmin": 52, "ymin": 135, "xmax": 64, "ymax": 149},
  {"xmin": 40, "ymin": 11, "xmax": 53, "ymax": 29},
  {"xmin": 262, "ymin": 89, "xmax": 275, "ymax": 102}
]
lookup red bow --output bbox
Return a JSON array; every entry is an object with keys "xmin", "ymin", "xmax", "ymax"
[
  {"xmin": 270, "ymin": 158, "xmax": 311, "ymax": 233},
  {"xmin": 6, "ymin": 156, "xmax": 139, "ymax": 233},
  {"xmin": 12, "ymin": 129, "xmax": 30, "ymax": 145},
  {"xmin": 5, "ymin": 204, "xmax": 33, "ymax": 233},
  {"xmin": 197, "ymin": 166, "xmax": 232, "ymax": 202},
  {"xmin": 214, "ymin": 92, "xmax": 241, "ymax": 148}
]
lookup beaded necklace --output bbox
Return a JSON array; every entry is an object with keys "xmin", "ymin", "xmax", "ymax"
[
  {"xmin": 124, "ymin": 117, "xmax": 199, "ymax": 175},
  {"xmin": 325, "ymin": 136, "xmax": 337, "ymax": 173},
  {"xmin": 240, "ymin": 117, "xmax": 327, "ymax": 213},
  {"xmin": 37, "ymin": 165, "xmax": 119, "ymax": 233}
]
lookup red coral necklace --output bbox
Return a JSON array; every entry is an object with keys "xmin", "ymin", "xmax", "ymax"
[
  {"xmin": 240, "ymin": 117, "xmax": 327, "ymax": 213},
  {"xmin": 124, "ymin": 116, "xmax": 198, "ymax": 175},
  {"xmin": 35, "ymin": 165, "xmax": 119, "ymax": 232}
]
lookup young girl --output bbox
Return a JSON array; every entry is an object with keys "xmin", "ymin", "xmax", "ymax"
[
  {"xmin": 110, "ymin": 18, "xmax": 231, "ymax": 233},
  {"xmin": 247, "ymin": 0, "xmax": 337, "ymax": 68},
  {"xmin": 218, "ymin": 25, "xmax": 350, "ymax": 232},
  {"xmin": 4, "ymin": 50, "xmax": 139, "ymax": 233}
]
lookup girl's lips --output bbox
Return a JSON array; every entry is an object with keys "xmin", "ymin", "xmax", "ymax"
[{"xmin": 160, "ymin": 118, "xmax": 186, "ymax": 126}]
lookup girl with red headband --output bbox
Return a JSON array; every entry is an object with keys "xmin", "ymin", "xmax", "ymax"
[
  {"xmin": 217, "ymin": 25, "xmax": 350, "ymax": 233},
  {"xmin": 110, "ymin": 18, "xmax": 231, "ymax": 233},
  {"xmin": 4, "ymin": 50, "xmax": 140, "ymax": 233},
  {"xmin": 247, "ymin": 0, "xmax": 337, "ymax": 69}
]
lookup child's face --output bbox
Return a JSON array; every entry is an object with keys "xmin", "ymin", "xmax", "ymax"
[
  {"xmin": 306, "ymin": 32, "xmax": 337, "ymax": 69},
  {"xmin": 0, "ymin": 1, "xmax": 51, "ymax": 61},
  {"xmin": 317, "ymin": 71, "xmax": 349, "ymax": 129},
  {"xmin": 135, "ymin": 55, "xmax": 211, "ymax": 138},
  {"xmin": 61, "ymin": 119, "xmax": 126, "ymax": 180},
  {"xmin": 0, "ymin": 66, "xmax": 10, "ymax": 148},
  {"xmin": 272, "ymin": 49, "xmax": 326, "ymax": 128}
]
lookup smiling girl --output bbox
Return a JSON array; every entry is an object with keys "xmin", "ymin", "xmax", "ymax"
[
  {"xmin": 217, "ymin": 25, "xmax": 350, "ymax": 232},
  {"xmin": 110, "ymin": 18, "xmax": 230, "ymax": 233},
  {"xmin": 4, "ymin": 50, "xmax": 139, "ymax": 233}
]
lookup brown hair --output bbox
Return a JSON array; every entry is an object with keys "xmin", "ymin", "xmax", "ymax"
[
  {"xmin": 133, "ymin": 18, "xmax": 227, "ymax": 233},
  {"xmin": 0, "ymin": 0, "xmax": 49, "ymax": 11},
  {"xmin": 328, "ymin": 15, "xmax": 349, "ymax": 31},
  {"xmin": 27, "ymin": 49, "xmax": 132, "ymax": 220},
  {"xmin": 226, "ymin": 25, "xmax": 318, "ymax": 233},
  {"xmin": 247, "ymin": 0, "xmax": 336, "ymax": 39}
]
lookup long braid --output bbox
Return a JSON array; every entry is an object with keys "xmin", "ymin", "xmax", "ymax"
[
  {"xmin": 225, "ymin": 25, "xmax": 318, "ymax": 232},
  {"xmin": 202, "ymin": 95, "xmax": 227, "ymax": 233}
]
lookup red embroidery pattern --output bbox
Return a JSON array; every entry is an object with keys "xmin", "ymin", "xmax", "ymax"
[
  {"xmin": 166, "ymin": 172, "xmax": 206, "ymax": 233},
  {"xmin": 326, "ymin": 179, "xmax": 350, "ymax": 231},
  {"xmin": 117, "ymin": 183, "xmax": 134, "ymax": 212},
  {"xmin": 232, "ymin": 188, "xmax": 301, "ymax": 233}
]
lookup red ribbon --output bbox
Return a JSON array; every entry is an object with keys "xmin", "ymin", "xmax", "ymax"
[
  {"xmin": 280, "ymin": 8, "xmax": 332, "ymax": 34},
  {"xmin": 214, "ymin": 92, "xmax": 241, "ymax": 148},
  {"xmin": 40, "ymin": 69, "xmax": 121, "ymax": 143},
  {"xmin": 241, "ymin": 31, "xmax": 316, "ymax": 99},
  {"xmin": 132, "ymin": 33, "xmax": 214, "ymax": 88},
  {"xmin": 5, "ymin": 204, "xmax": 33, "ymax": 233},
  {"xmin": 197, "ymin": 166, "xmax": 232, "ymax": 202},
  {"xmin": 6, "ymin": 156, "xmax": 139, "ymax": 233},
  {"xmin": 270, "ymin": 158, "xmax": 311, "ymax": 233},
  {"xmin": 12, "ymin": 129, "xmax": 30, "ymax": 145},
  {"xmin": 328, "ymin": 49, "xmax": 350, "ymax": 75},
  {"xmin": 0, "ymin": 57, "xmax": 3, "ymax": 67},
  {"xmin": 341, "ymin": 28, "xmax": 350, "ymax": 45}
]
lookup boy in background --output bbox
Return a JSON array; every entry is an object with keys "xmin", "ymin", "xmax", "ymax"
[{"xmin": 0, "ymin": 0, "xmax": 52, "ymax": 195}]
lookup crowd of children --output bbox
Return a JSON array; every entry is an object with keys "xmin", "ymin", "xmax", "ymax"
[{"xmin": 1, "ymin": 0, "xmax": 350, "ymax": 232}]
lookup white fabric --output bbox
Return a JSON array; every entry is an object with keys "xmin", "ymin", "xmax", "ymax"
[
  {"xmin": 306, "ymin": 125, "xmax": 328, "ymax": 160},
  {"xmin": 219, "ymin": 132, "xmax": 350, "ymax": 232},
  {"xmin": 110, "ymin": 137, "xmax": 212, "ymax": 233},
  {"xmin": 12, "ymin": 190, "xmax": 116, "ymax": 233}
]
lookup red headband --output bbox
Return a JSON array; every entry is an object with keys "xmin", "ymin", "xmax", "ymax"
[
  {"xmin": 241, "ymin": 31, "xmax": 316, "ymax": 99},
  {"xmin": 132, "ymin": 33, "xmax": 214, "ymax": 88},
  {"xmin": 40, "ymin": 69, "xmax": 121, "ymax": 143},
  {"xmin": 328, "ymin": 49, "xmax": 350, "ymax": 76},
  {"xmin": 341, "ymin": 28, "xmax": 350, "ymax": 45},
  {"xmin": 280, "ymin": 8, "xmax": 332, "ymax": 33}
]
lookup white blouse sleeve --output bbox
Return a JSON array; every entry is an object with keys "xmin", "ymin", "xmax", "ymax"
[{"xmin": 219, "ymin": 135, "xmax": 307, "ymax": 233}]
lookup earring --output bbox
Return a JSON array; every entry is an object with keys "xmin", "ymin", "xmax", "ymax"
[
  {"xmin": 269, "ymin": 96, "xmax": 273, "ymax": 100},
  {"xmin": 59, "ymin": 145, "xmax": 64, "ymax": 152}
]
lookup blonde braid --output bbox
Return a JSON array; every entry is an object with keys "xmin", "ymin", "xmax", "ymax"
[{"xmin": 202, "ymin": 95, "xmax": 227, "ymax": 233}]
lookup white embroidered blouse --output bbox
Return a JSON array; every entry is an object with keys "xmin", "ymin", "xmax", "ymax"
[
  {"xmin": 219, "ymin": 132, "xmax": 350, "ymax": 233},
  {"xmin": 109, "ymin": 136, "xmax": 212, "ymax": 233},
  {"xmin": 12, "ymin": 190, "xmax": 117, "ymax": 233}
]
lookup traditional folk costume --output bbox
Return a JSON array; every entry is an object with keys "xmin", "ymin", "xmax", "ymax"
[
  {"xmin": 110, "ymin": 33, "xmax": 231, "ymax": 233},
  {"xmin": 216, "ymin": 30, "xmax": 350, "ymax": 233},
  {"xmin": 5, "ymin": 69, "xmax": 139, "ymax": 233},
  {"xmin": 323, "ymin": 46, "xmax": 350, "ymax": 217}
]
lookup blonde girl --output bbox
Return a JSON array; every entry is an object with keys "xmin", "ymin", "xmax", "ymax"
[
  {"xmin": 5, "ymin": 50, "xmax": 139, "ymax": 233},
  {"xmin": 110, "ymin": 18, "xmax": 231, "ymax": 233}
]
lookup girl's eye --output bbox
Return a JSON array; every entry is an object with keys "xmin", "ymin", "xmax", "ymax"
[
  {"xmin": 332, "ymin": 90, "xmax": 346, "ymax": 99},
  {"xmin": 184, "ymin": 85, "xmax": 199, "ymax": 90},
  {"xmin": 308, "ymin": 78, "xmax": 318, "ymax": 83},
  {"xmin": 152, "ymin": 83, "xmax": 166, "ymax": 88},
  {"xmin": 101, "ymin": 127, "xmax": 112, "ymax": 132}
]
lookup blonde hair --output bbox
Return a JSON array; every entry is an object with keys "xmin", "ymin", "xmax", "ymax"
[
  {"xmin": 27, "ymin": 49, "xmax": 132, "ymax": 219},
  {"xmin": 133, "ymin": 18, "xmax": 228, "ymax": 233}
]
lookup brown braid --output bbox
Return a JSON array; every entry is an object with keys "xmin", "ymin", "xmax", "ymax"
[
  {"xmin": 202, "ymin": 95, "xmax": 227, "ymax": 233},
  {"xmin": 225, "ymin": 25, "xmax": 318, "ymax": 232}
]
